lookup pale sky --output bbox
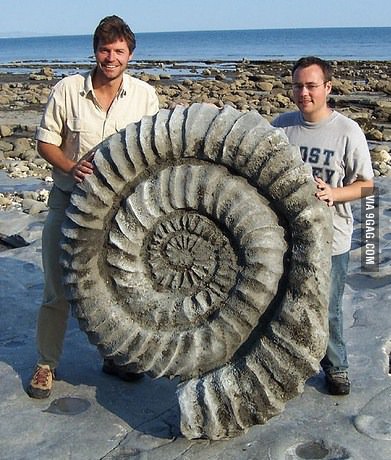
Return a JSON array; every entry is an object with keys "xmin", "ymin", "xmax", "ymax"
[{"xmin": 1, "ymin": 0, "xmax": 390, "ymax": 37}]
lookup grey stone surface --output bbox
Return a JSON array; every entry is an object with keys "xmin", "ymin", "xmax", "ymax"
[{"xmin": 0, "ymin": 160, "xmax": 390, "ymax": 459}]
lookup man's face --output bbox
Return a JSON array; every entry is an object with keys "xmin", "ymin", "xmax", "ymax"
[
  {"xmin": 292, "ymin": 64, "xmax": 332, "ymax": 121},
  {"xmin": 95, "ymin": 38, "xmax": 132, "ymax": 82}
]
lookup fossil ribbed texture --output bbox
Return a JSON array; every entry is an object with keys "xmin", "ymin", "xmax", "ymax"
[{"xmin": 60, "ymin": 103, "xmax": 333, "ymax": 440}]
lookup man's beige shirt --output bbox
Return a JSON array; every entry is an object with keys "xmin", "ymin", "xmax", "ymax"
[{"xmin": 35, "ymin": 69, "xmax": 159, "ymax": 191}]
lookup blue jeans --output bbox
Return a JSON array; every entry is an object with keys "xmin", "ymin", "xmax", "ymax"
[{"xmin": 321, "ymin": 251, "xmax": 350, "ymax": 374}]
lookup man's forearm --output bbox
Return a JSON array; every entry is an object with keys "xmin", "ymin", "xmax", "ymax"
[
  {"xmin": 37, "ymin": 140, "xmax": 76, "ymax": 174},
  {"xmin": 332, "ymin": 179, "xmax": 374, "ymax": 203}
]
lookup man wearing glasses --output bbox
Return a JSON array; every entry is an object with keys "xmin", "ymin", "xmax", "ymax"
[{"xmin": 272, "ymin": 56, "xmax": 374, "ymax": 396}]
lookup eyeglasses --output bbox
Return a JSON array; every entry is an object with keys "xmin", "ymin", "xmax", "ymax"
[{"xmin": 292, "ymin": 82, "xmax": 327, "ymax": 91}]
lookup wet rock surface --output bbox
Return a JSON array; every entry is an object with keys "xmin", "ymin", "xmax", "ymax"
[{"xmin": 0, "ymin": 175, "xmax": 390, "ymax": 459}]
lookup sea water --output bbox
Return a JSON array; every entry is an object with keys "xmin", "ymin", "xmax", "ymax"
[
  {"xmin": 0, "ymin": 27, "xmax": 391, "ymax": 75},
  {"xmin": 0, "ymin": 27, "xmax": 390, "ymax": 68}
]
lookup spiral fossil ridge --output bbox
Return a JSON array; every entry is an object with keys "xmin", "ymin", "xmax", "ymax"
[{"xmin": 60, "ymin": 103, "xmax": 333, "ymax": 440}]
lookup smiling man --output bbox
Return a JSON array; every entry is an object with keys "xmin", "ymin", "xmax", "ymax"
[
  {"xmin": 27, "ymin": 15, "xmax": 159, "ymax": 399},
  {"xmin": 273, "ymin": 56, "xmax": 374, "ymax": 396}
]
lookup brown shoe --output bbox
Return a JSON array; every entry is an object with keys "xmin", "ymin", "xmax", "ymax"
[
  {"xmin": 26, "ymin": 364, "xmax": 55, "ymax": 399},
  {"xmin": 102, "ymin": 359, "xmax": 143, "ymax": 382}
]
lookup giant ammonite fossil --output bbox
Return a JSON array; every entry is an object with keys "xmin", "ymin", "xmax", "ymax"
[{"xmin": 60, "ymin": 103, "xmax": 333, "ymax": 440}]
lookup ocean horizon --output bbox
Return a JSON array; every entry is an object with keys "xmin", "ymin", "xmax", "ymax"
[
  {"xmin": 0, "ymin": 27, "xmax": 390, "ymax": 73},
  {"xmin": 1, "ymin": 25, "xmax": 389, "ymax": 40}
]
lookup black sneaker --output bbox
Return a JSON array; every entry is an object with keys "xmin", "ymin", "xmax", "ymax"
[
  {"xmin": 325, "ymin": 371, "xmax": 350, "ymax": 395},
  {"xmin": 102, "ymin": 359, "xmax": 143, "ymax": 382}
]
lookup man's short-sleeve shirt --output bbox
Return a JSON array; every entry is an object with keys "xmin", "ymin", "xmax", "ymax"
[{"xmin": 35, "ymin": 69, "xmax": 159, "ymax": 191}]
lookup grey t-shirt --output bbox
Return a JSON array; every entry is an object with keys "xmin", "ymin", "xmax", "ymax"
[{"xmin": 273, "ymin": 110, "xmax": 374, "ymax": 255}]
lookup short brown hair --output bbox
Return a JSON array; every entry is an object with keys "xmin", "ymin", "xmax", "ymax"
[
  {"xmin": 93, "ymin": 15, "xmax": 136, "ymax": 53},
  {"xmin": 292, "ymin": 56, "xmax": 333, "ymax": 82}
]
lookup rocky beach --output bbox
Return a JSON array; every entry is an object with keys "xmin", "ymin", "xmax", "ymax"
[
  {"xmin": 1, "ymin": 60, "xmax": 391, "ymax": 459},
  {"xmin": 1, "ymin": 59, "xmax": 391, "ymax": 214}
]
